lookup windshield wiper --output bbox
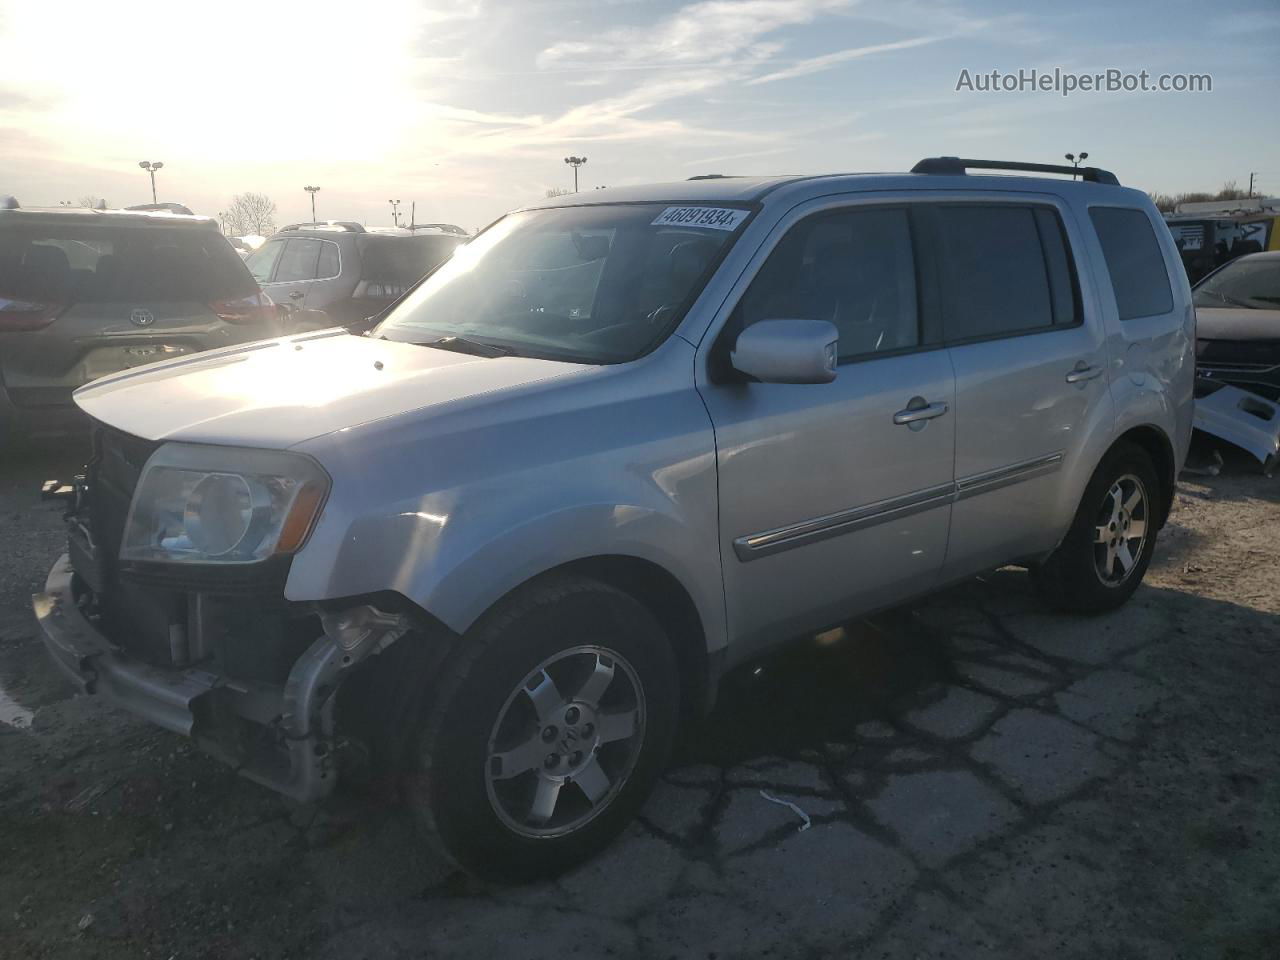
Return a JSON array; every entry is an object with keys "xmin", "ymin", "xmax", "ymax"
[{"xmin": 413, "ymin": 336, "xmax": 513, "ymax": 358}]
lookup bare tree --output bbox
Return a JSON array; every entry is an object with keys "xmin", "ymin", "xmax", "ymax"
[
  {"xmin": 1149, "ymin": 180, "xmax": 1257, "ymax": 213},
  {"xmin": 224, "ymin": 192, "xmax": 277, "ymax": 235},
  {"xmin": 544, "ymin": 187, "xmax": 572, "ymax": 199},
  {"xmin": 78, "ymin": 195, "xmax": 106, "ymax": 209}
]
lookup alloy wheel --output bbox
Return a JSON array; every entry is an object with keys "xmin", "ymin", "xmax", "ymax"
[
  {"xmin": 484, "ymin": 645, "xmax": 646, "ymax": 838},
  {"xmin": 1093, "ymin": 473, "xmax": 1149, "ymax": 586}
]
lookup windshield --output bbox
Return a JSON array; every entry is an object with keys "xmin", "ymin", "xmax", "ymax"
[
  {"xmin": 1194, "ymin": 257, "xmax": 1280, "ymax": 309},
  {"xmin": 375, "ymin": 203, "xmax": 747, "ymax": 363}
]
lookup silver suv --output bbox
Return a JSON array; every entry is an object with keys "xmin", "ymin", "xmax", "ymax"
[{"xmin": 34, "ymin": 158, "xmax": 1194, "ymax": 878}]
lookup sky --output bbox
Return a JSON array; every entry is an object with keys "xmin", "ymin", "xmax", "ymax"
[{"xmin": 1, "ymin": 0, "xmax": 1277, "ymax": 231}]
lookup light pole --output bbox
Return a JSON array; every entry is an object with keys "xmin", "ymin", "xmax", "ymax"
[
  {"xmin": 1064, "ymin": 151, "xmax": 1088, "ymax": 179},
  {"xmin": 564, "ymin": 155, "xmax": 587, "ymax": 192},
  {"xmin": 304, "ymin": 185, "xmax": 320, "ymax": 223},
  {"xmin": 389, "ymin": 199, "xmax": 401, "ymax": 227},
  {"xmin": 138, "ymin": 161, "xmax": 164, "ymax": 202}
]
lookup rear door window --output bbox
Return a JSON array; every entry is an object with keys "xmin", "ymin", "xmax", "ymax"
[
  {"xmin": 1, "ymin": 222, "xmax": 255, "ymax": 303},
  {"xmin": 273, "ymin": 238, "xmax": 324, "ymax": 282},
  {"xmin": 933, "ymin": 204, "xmax": 1078, "ymax": 341},
  {"xmin": 1089, "ymin": 207, "xmax": 1175, "ymax": 320}
]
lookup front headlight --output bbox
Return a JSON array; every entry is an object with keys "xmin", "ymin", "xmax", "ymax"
[{"xmin": 120, "ymin": 444, "xmax": 329, "ymax": 564}]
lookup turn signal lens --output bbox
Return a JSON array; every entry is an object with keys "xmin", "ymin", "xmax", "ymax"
[{"xmin": 276, "ymin": 481, "xmax": 327, "ymax": 554}]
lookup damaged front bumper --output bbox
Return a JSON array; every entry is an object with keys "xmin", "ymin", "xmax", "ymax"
[
  {"xmin": 1193, "ymin": 379, "xmax": 1280, "ymax": 474},
  {"xmin": 33, "ymin": 554, "xmax": 410, "ymax": 803}
]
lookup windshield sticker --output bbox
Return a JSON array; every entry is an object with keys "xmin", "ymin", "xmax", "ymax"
[{"xmin": 651, "ymin": 206, "xmax": 749, "ymax": 232}]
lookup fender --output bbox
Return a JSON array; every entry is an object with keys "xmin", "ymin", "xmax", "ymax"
[{"xmin": 286, "ymin": 337, "xmax": 727, "ymax": 656}]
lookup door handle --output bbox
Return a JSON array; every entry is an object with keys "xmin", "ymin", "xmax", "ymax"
[
  {"xmin": 893, "ymin": 401, "xmax": 949, "ymax": 425},
  {"xmin": 289, "ymin": 291, "xmax": 305, "ymax": 300},
  {"xmin": 1065, "ymin": 363, "xmax": 1103, "ymax": 383}
]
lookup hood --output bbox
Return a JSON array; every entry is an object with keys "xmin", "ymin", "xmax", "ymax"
[
  {"xmin": 1195, "ymin": 307, "xmax": 1280, "ymax": 342},
  {"xmin": 73, "ymin": 329, "xmax": 586, "ymax": 447}
]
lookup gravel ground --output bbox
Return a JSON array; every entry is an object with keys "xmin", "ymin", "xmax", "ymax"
[{"xmin": 1, "ymin": 436, "xmax": 1277, "ymax": 959}]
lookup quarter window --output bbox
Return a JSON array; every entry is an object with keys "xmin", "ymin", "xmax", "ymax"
[
  {"xmin": 733, "ymin": 207, "xmax": 919, "ymax": 361},
  {"xmin": 934, "ymin": 205, "xmax": 1077, "ymax": 341},
  {"xmin": 316, "ymin": 241, "xmax": 340, "ymax": 279},
  {"xmin": 1089, "ymin": 207, "xmax": 1174, "ymax": 320}
]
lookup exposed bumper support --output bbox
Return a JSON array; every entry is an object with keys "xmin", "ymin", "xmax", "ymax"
[{"xmin": 33, "ymin": 555, "xmax": 411, "ymax": 803}]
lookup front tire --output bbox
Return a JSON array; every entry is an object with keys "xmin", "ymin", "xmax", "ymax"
[
  {"xmin": 408, "ymin": 576, "xmax": 679, "ymax": 881},
  {"xmin": 1032, "ymin": 442, "xmax": 1161, "ymax": 614}
]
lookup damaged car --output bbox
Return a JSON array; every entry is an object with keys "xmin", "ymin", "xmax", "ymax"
[
  {"xmin": 34, "ymin": 158, "xmax": 1194, "ymax": 879},
  {"xmin": 1194, "ymin": 251, "xmax": 1280, "ymax": 400}
]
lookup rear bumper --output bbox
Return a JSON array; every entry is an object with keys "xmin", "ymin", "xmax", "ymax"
[{"xmin": 32, "ymin": 554, "xmax": 397, "ymax": 803}]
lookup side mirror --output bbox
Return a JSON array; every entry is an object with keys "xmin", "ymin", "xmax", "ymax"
[{"xmin": 730, "ymin": 318, "xmax": 838, "ymax": 384}]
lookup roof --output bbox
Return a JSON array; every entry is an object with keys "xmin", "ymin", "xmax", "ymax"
[
  {"xmin": 522, "ymin": 176, "xmax": 803, "ymax": 209},
  {"xmin": 522, "ymin": 171, "xmax": 1142, "ymax": 213},
  {"xmin": 363, "ymin": 226, "xmax": 466, "ymax": 238},
  {"xmin": 1173, "ymin": 197, "xmax": 1279, "ymax": 216},
  {"xmin": 0, "ymin": 204, "xmax": 217, "ymax": 229}
]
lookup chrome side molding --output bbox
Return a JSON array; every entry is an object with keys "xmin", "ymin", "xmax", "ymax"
[{"xmin": 733, "ymin": 451, "xmax": 1064, "ymax": 562}]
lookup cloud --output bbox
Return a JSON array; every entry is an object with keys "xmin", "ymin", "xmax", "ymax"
[
  {"xmin": 748, "ymin": 34, "xmax": 941, "ymax": 84},
  {"xmin": 537, "ymin": 0, "xmax": 853, "ymax": 68}
]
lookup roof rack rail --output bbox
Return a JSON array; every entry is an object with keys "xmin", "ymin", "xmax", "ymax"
[
  {"xmin": 687, "ymin": 174, "xmax": 732, "ymax": 180},
  {"xmin": 911, "ymin": 156, "xmax": 1120, "ymax": 186},
  {"xmin": 280, "ymin": 220, "xmax": 366, "ymax": 233},
  {"xmin": 411, "ymin": 222, "xmax": 469, "ymax": 235},
  {"xmin": 125, "ymin": 202, "xmax": 196, "ymax": 215}
]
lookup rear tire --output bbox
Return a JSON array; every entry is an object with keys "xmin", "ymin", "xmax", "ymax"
[
  {"xmin": 1032, "ymin": 442, "xmax": 1161, "ymax": 614},
  {"xmin": 407, "ymin": 575, "xmax": 679, "ymax": 881}
]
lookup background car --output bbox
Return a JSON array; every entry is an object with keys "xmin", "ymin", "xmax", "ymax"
[
  {"xmin": 1194, "ymin": 251, "xmax": 1280, "ymax": 399},
  {"xmin": 245, "ymin": 222, "xmax": 465, "ymax": 330},
  {"xmin": 0, "ymin": 200, "xmax": 278, "ymax": 438}
]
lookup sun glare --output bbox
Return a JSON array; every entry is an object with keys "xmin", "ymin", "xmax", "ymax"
[{"xmin": 0, "ymin": 0, "xmax": 426, "ymax": 170}]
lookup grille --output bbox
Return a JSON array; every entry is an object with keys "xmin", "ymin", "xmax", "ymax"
[
  {"xmin": 85, "ymin": 424, "xmax": 182, "ymax": 664},
  {"xmin": 90, "ymin": 425, "xmax": 162, "ymax": 569}
]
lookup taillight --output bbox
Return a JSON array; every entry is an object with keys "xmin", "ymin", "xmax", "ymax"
[
  {"xmin": 0, "ymin": 297, "xmax": 61, "ymax": 331},
  {"xmin": 212, "ymin": 291, "xmax": 274, "ymax": 325}
]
